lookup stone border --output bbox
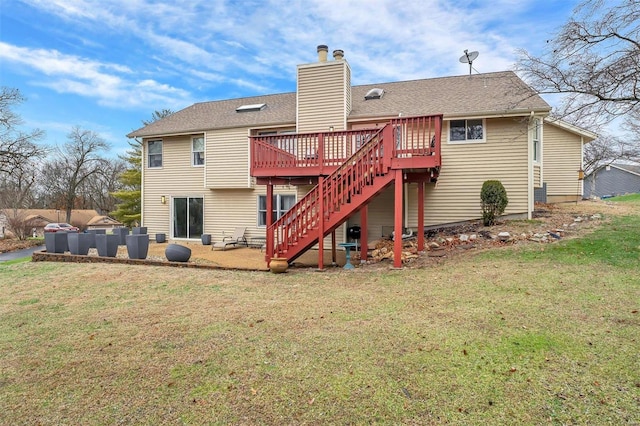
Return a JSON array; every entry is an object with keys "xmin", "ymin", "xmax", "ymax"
[{"xmin": 31, "ymin": 250, "xmax": 269, "ymax": 272}]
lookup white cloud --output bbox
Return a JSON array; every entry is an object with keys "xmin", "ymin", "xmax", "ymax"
[
  {"xmin": 12, "ymin": 0, "xmax": 575, "ymax": 103},
  {"xmin": 0, "ymin": 42, "xmax": 192, "ymax": 109}
]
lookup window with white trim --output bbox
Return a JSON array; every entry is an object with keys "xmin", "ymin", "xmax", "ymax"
[
  {"xmin": 148, "ymin": 140, "xmax": 163, "ymax": 168},
  {"xmin": 192, "ymin": 136, "xmax": 204, "ymax": 166},
  {"xmin": 257, "ymin": 194, "xmax": 296, "ymax": 227},
  {"xmin": 448, "ymin": 119, "xmax": 485, "ymax": 143},
  {"xmin": 532, "ymin": 119, "xmax": 541, "ymax": 162}
]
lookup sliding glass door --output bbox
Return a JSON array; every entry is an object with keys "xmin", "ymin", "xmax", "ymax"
[{"xmin": 172, "ymin": 197, "xmax": 203, "ymax": 239}]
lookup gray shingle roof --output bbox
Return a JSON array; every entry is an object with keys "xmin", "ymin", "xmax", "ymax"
[
  {"xmin": 613, "ymin": 163, "xmax": 640, "ymax": 175},
  {"xmin": 128, "ymin": 71, "xmax": 549, "ymax": 138}
]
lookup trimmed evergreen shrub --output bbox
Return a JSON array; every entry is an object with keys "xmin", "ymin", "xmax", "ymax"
[{"xmin": 481, "ymin": 180, "xmax": 509, "ymax": 226}]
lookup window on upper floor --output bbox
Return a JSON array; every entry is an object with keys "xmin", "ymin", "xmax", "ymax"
[
  {"xmin": 448, "ymin": 119, "xmax": 485, "ymax": 143},
  {"xmin": 192, "ymin": 136, "xmax": 204, "ymax": 166},
  {"xmin": 532, "ymin": 118, "xmax": 541, "ymax": 162},
  {"xmin": 148, "ymin": 140, "xmax": 163, "ymax": 168},
  {"xmin": 257, "ymin": 194, "xmax": 296, "ymax": 227}
]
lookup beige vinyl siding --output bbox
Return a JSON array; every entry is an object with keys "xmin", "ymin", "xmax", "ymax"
[
  {"xmin": 345, "ymin": 64, "xmax": 352, "ymax": 115},
  {"xmin": 543, "ymin": 123, "xmax": 583, "ymax": 201},
  {"xmin": 206, "ymin": 127, "xmax": 251, "ymax": 189},
  {"xmin": 348, "ymin": 185, "xmax": 395, "ymax": 242},
  {"xmin": 142, "ymin": 135, "xmax": 205, "ymax": 236},
  {"xmin": 534, "ymin": 164, "xmax": 542, "ymax": 188},
  {"xmin": 406, "ymin": 118, "xmax": 530, "ymax": 227},
  {"xmin": 297, "ymin": 61, "xmax": 349, "ymax": 132},
  {"xmin": 203, "ymin": 185, "xmax": 308, "ymax": 245}
]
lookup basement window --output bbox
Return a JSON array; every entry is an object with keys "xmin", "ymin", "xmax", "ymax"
[
  {"xmin": 236, "ymin": 103, "xmax": 266, "ymax": 113},
  {"xmin": 364, "ymin": 88, "xmax": 384, "ymax": 100}
]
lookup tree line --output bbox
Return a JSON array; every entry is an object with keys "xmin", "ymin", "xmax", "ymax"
[{"xmin": 0, "ymin": 86, "xmax": 172, "ymax": 237}]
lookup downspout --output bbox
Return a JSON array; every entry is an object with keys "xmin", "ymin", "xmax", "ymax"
[
  {"xmin": 527, "ymin": 113, "xmax": 534, "ymax": 219},
  {"xmin": 580, "ymin": 136, "xmax": 585, "ymax": 199},
  {"xmin": 140, "ymin": 138, "xmax": 145, "ymax": 228}
]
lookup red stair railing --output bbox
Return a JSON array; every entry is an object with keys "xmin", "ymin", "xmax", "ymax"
[{"xmin": 262, "ymin": 115, "xmax": 442, "ymax": 262}]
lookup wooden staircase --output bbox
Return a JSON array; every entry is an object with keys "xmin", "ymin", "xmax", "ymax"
[{"xmin": 251, "ymin": 115, "xmax": 443, "ymax": 264}]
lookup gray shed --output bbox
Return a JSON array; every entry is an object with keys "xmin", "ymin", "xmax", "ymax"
[{"xmin": 583, "ymin": 164, "xmax": 640, "ymax": 199}]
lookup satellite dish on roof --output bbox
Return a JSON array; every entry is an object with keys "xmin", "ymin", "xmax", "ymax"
[{"xmin": 459, "ymin": 49, "xmax": 479, "ymax": 75}]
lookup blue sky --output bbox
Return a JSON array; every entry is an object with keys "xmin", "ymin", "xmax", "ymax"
[{"xmin": 1, "ymin": 0, "xmax": 579, "ymax": 157}]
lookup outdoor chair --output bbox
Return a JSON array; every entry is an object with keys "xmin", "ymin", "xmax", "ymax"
[{"xmin": 212, "ymin": 227, "xmax": 248, "ymax": 250}]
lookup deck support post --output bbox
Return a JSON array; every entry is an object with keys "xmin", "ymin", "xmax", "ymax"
[
  {"xmin": 393, "ymin": 169, "xmax": 403, "ymax": 268},
  {"xmin": 417, "ymin": 179, "xmax": 425, "ymax": 252},
  {"xmin": 266, "ymin": 182, "xmax": 274, "ymax": 263},
  {"xmin": 317, "ymin": 176, "xmax": 325, "ymax": 270},
  {"xmin": 360, "ymin": 205, "xmax": 368, "ymax": 263},
  {"xmin": 331, "ymin": 231, "xmax": 337, "ymax": 266}
]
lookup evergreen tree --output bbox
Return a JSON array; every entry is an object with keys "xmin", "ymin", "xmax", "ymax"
[{"xmin": 110, "ymin": 140, "xmax": 142, "ymax": 226}]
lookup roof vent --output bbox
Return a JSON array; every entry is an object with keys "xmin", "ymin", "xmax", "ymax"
[
  {"xmin": 236, "ymin": 103, "xmax": 266, "ymax": 113},
  {"xmin": 364, "ymin": 88, "xmax": 384, "ymax": 100}
]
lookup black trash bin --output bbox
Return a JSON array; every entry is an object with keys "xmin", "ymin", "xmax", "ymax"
[{"xmin": 347, "ymin": 226, "xmax": 361, "ymax": 240}]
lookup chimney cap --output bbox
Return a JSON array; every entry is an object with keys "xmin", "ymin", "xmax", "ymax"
[
  {"xmin": 333, "ymin": 49, "xmax": 344, "ymax": 60},
  {"xmin": 317, "ymin": 44, "xmax": 328, "ymax": 52}
]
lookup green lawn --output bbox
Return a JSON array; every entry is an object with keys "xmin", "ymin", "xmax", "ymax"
[
  {"xmin": 1, "ymin": 203, "xmax": 639, "ymax": 424},
  {"xmin": 609, "ymin": 193, "xmax": 640, "ymax": 202}
]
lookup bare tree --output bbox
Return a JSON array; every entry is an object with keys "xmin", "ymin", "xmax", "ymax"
[
  {"xmin": 41, "ymin": 127, "xmax": 109, "ymax": 222},
  {"xmin": 1, "ymin": 209, "xmax": 39, "ymax": 240},
  {"xmin": 518, "ymin": 0, "xmax": 639, "ymax": 128},
  {"xmin": 77, "ymin": 158, "xmax": 127, "ymax": 214},
  {"xmin": 0, "ymin": 87, "xmax": 47, "ymax": 176},
  {"xmin": 0, "ymin": 161, "xmax": 39, "ymax": 209},
  {"xmin": 584, "ymin": 132, "xmax": 639, "ymax": 172}
]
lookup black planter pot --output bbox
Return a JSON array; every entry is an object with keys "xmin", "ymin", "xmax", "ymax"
[
  {"xmin": 165, "ymin": 244, "xmax": 191, "ymax": 262},
  {"xmin": 133, "ymin": 227, "xmax": 148, "ymax": 235},
  {"xmin": 86, "ymin": 229, "xmax": 106, "ymax": 248},
  {"xmin": 112, "ymin": 228, "xmax": 129, "ymax": 245},
  {"xmin": 61, "ymin": 230, "xmax": 76, "ymax": 252},
  {"xmin": 96, "ymin": 234, "xmax": 119, "ymax": 257},
  {"xmin": 126, "ymin": 234, "xmax": 149, "ymax": 259},
  {"xmin": 68, "ymin": 233, "xmax": 92, "ymax": 255},
  {"xmin": 155, "ymin": 233, "xmax": 166, "ymax": 243},
  {"xmin": 201, "ymin": 234, "xmax": 211, "ymax": 245},
  {"xmin": 45, "ymin": 232, "xmax": 68, "ymax": 253}
]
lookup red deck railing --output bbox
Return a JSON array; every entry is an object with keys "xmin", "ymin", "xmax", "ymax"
[{"xmin": 250, "ymin": 115, "xmax": 443, "ymax": 262}]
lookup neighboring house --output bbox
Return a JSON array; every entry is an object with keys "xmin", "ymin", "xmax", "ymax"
[
  {"xmin": 583, "ymin": 163, "xmax": 640, "ymax": 199},
  {"xmin": 128, "ymin": 45, "xmax": 596, "ymax": 268},
  {"xmin": 542, "ymin": 118, "xmax": 598, "ymax": 203},
  {"xmin": 0, "ymin": 209, "xmax": 123, "ymax": 238}
]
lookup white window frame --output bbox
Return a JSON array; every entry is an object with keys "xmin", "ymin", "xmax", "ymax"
[
  {"xmin": 257, "ymin": 194, "xmax": 296, "ymax": 227},
  {"xmin": 447, "ymin": 119, "xmax": 486, "ymax": 144},
  {"xmin": 147, "ymin": 140, "xmax": 163, "ymax": 168},
  {"xmin": 532, "ymin": 118, "xmax": 541, "ymax": 163},
  {"xmin": 192, "ymin": 136, "xmax": 205, "ymax": 167}
]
